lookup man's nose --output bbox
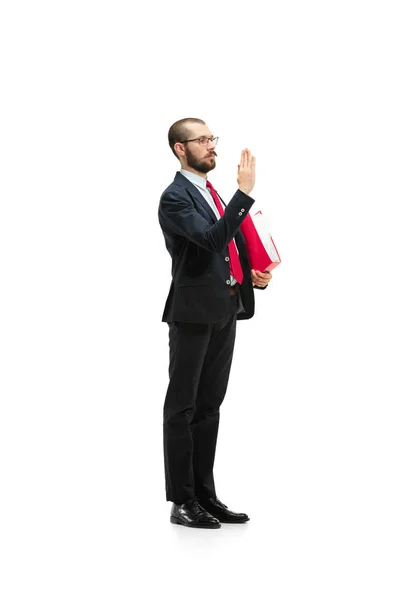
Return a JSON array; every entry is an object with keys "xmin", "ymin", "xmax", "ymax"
[{"xmin": 207, "ymin": 140, "xmax": 216, "ymax": 152}]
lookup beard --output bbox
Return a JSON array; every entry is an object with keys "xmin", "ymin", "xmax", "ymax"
[{"xmin": 185, "ymin": 147, "xmax": 217, "ymax": 174}]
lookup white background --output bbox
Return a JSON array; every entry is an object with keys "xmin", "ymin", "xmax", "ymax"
[{"xmin": 1, "ymin": 1, "xmax": 399, "ymax": 598}]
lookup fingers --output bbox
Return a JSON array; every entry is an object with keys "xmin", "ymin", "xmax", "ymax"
[
  {"xmin": 240, "ymin": 149, "xmax": 246, "ymax": 169},
  {"xmin": 251, "ymin": 269, "xmax": 272, "ymax": 285},
  {"xmin": 244, "ymin": 148, "xmax": 250, "ymax": 168},
  {"xmin": 239, "ymin": 149, "xmax": 255, "ymax": 170},
  {"xmin": 251, "ymin": 268, "xmax": 263, "ymax": 285}
]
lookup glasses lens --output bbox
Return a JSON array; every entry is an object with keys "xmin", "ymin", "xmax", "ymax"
[{"xmin": 199, "ymin": 136, "xmax": 218, "ymax": 146}]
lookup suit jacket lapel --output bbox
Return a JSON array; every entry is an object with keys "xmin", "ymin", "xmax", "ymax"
[{"xmin": 174, "ymin": 171, "xmax": 217, "ymax": 224}]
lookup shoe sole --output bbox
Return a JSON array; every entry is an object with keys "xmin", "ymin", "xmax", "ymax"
[
  {"xmin": 170, "ymin": 516, "xmax": 221, "ymax": 529},
  {"xmin": 216, "ymin": 517, "xmax": 250, "ymax": 523}
]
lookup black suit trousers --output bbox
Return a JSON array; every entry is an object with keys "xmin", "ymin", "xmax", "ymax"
[{"xmin": 163, "ymin": 291, "xmax": 239, "ymax": 504}]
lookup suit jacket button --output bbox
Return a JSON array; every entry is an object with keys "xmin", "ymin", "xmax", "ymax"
[
  {"xmin": 225, "ymin": 257, "xmax": 229, "ymax": 261},
  {"xmin": 226, "ymin": 280, "xmax": 230, "ymax": 285}
]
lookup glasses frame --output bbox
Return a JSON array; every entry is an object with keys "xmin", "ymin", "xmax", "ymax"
[{"xmin": 179, "ymin": 136, "xmax": 219, "ymax": 147}]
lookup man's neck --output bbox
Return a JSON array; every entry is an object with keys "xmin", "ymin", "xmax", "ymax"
[{"xmin": 181, "ymin": 166, "xmax": 207, "ymax": 180}]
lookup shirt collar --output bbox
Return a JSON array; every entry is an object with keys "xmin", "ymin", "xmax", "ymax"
[{"xmin": 180, "ymin": 169, "xmax": 208, "ymax": 191}]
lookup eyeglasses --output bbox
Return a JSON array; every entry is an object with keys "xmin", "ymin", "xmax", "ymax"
[{"xmin": 179, "ymin": 136, "xmax": 219, "ymax": 147}]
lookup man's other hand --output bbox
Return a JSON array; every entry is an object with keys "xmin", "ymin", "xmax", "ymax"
[{"xmin": 251, "ymin": 269, "xmax": 272, "ymax": 287}]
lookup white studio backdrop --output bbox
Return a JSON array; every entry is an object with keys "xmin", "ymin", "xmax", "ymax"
[{"xmin": 1, "ymin": 1, "xmax": 399, "ymax": 599}]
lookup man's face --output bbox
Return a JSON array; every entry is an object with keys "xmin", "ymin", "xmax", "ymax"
[{"xmin": 178, "ymin": 126, "xmax": 217, "ymax": 174}]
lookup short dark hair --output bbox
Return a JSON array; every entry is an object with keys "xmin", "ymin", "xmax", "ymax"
[{"xmin": 168, "ymin": 118, "xmax": 206, "ymax": 160}]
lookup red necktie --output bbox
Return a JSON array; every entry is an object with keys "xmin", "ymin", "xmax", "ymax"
[{"xmin": 206, "ymin": 180, "xmax": 244, "ymax": 284}]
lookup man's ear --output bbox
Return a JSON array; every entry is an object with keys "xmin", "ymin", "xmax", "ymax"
[{"xmin": 174, "ymin": 143, "xmax": 184, "ymax": 160}]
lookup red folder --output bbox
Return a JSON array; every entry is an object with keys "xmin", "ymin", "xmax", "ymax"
[{"xmin": 239, "ymin": 210, "xmax": 281, "ymax": 272}]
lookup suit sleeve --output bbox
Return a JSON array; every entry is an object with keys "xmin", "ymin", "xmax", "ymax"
[{"xmin": 158, "ymin": 188, "xmax": 255, "ymax": 253}]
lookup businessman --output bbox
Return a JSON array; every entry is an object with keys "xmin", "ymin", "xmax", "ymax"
[{"xmin": 158, "ymin": 118, "xmax": 272, "ymax": 528}]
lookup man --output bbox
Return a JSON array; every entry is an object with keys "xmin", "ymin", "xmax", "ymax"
[{"xmin": 158, "ymin": 118, "xmax": 272, "ymax": 529}]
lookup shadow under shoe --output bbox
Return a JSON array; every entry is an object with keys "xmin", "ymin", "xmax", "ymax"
[
  {"xmin": 197, "ymin": 496, "xmax": 250, "ymax": 523},
  {"xmin": 170, "ymin": 498, "xmax": 221, "ymax": 529}
]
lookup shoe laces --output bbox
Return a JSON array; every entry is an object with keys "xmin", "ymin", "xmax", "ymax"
[{"xmin": 189, "ymin": 499, "xmax": 208, "ymax": 515}]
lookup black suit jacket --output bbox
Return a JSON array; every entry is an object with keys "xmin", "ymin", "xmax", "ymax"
[{"xmin": 158, "ymin": 171, "xmax": 268, "ymax": 324}]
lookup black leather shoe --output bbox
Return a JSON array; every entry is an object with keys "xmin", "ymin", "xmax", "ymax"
[
  {"xmin": 170, "ymin": 498, "xmax": 221, "ymax": 529},
  {"xmin": 197, "ymin": 496, "xmax": 250, "ymax": 523}
]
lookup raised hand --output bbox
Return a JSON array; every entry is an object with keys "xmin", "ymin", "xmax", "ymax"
[{"xmin": 237, "ymin": 148, "xmax": 256, "ymax": 195}]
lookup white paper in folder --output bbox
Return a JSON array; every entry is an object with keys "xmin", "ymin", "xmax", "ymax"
[{"xmin": 251, "ymin": 210, "xmax": 280, "ymax": 262}]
